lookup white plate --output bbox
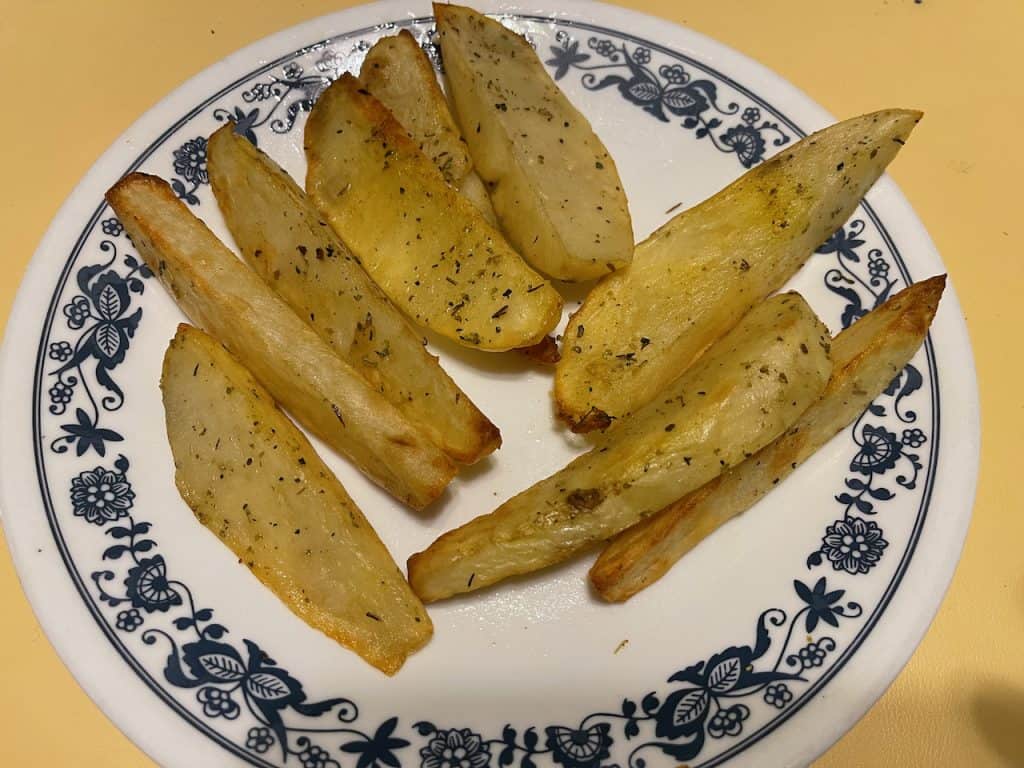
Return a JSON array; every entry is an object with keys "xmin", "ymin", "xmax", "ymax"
[{"xmin": 0, "ymin": 2, "xmax": 979, "ymax": 766}]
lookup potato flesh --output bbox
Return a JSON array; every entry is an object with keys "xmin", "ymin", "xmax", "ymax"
[
  {"xmin": 304, "ymin": 74, "xmax": 562, "ymax": 351},
  {"xmin": 555, "ymin": 109, "xmax": 922, "ymax": 431},
  {"xmin": 590, "ymin": 276, "xmax": 945, "ymax": 601},
  {"xmin": 161, "ymin": 324, "xmax": 432, "ymax": 675},
  {"xmin": 407, "ymin": 293, "xmax": 832, "ymax": 601},
  {"xmin": 106, "ymin": 173, "xmax": 455, "ymax": 509},
  {"xmin": 358, "ymin": 30, "xmax": 498, "ymax": 225},
  {"xmin": 435, "ymin": 3, "xmax": 633, "ymax": 281},
  {"xmin": 207, "ymin": 125, "xmax": 500, "ymax": 464}
]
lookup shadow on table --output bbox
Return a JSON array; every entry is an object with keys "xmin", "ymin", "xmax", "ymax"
[{"xmin": 972, "ymin": 684, "xmax": 1024, "ymax": 765}]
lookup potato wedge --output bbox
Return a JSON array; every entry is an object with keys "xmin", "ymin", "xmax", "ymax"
[
  {"xmin": 407, "ymin": 292, "xmax": 832, "ymax": 601},
  {"xmin": 106, "ymin": 173, "xmax": 455, "ymax": 509},
  {"xmin": 358, "ymin": 30, "xmax": 498, "ymax": 225},
  {"xmin": 162, "ymin": 324, "xmax": 432, "ymax": 674},
  {"xmin": 207, "ymin": 125, "xmax": 500, "ymax": 465},
  {"xmin": 435, "ymin": 3, "xmax": 633, "ymax": 281},
  {"xmin": 590, "ymin": 275, "xmax": 945, "ymax": 601},
  {"xmin": 305, "ymin": 73, "xmax": 562, "ymax": 351},
  {"xmin": 556, "ymin": 109, "xmax": 922, "ymax": 432}
]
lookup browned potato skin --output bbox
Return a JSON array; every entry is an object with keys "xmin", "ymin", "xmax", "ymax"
[
  {"xmin": 207, "ymin": 125, "xmax": 500, "ymax": 465},
  {"xmin": 517, "ymin": 335, "xmax": 561, "ymax": 365},
  {"xmin": 556, "ymin": 109, "xmax": 922, "ymax": 432},
  {"xmin": 304, "ymin": 73, "xmax": 562, "ymax": 351},
  {"xmin": 106, "ymin": 173, "xmax": 455, "ymax": 509},
  {"xmin": 590, "ymin": 275, "xmax": 945, "ymax": 602},
  {"xmin": 162, "ymin": 325, "xmax": 432, "ymax": 674},
  {"xmin": 358, "ymin": 30, "xmax": 498, "ymax": 225},
  {"xmin": 407, "ymin": 293, "xmax": 832, "ymax": 602},
  {"xmin": 435, "ymin": 3, "xmax": 634, "ymax": 281}
]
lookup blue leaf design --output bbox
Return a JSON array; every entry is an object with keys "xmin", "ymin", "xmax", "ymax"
[
  {"xmin": 97, "ymin": 283, "xmax": 122, "ymax": 321},
  {"xmin": 626, "ymin": 80, "xmax": 660, "ymax": 103},
  {"xmin": 102, "ymin": 544, "xmax": 129, "ymax": 560},
  {"xmin": 671, "ymin": 689, "xmax": 709, "ymax": 726},
  {"xmin": 706, "ymin": 655, "xmax": 742, "ymax": 692},
  {"xmin": 246, "ymin": 672, "xmax": 292, "ymax": 701}
]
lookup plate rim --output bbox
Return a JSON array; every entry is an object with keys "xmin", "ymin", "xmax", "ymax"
[{"xmin": 0, "ymin": 2, "xmax": 981, "ymax": 766}]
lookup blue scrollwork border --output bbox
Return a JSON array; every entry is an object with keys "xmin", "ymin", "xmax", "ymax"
[{"xmin": 30, "ymin": 15, "xmax": 940, "ymax": 768}]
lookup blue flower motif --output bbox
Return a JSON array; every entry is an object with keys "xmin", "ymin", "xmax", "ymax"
[
  {"xmin": 720, "ymin": 124, "xmax": 766, "ymax": 168},
  {"xmin": 632, "ymin": 46, "xmax": 651, "ymax": 64},
  {"xmin": 850, "ymin": 424, "xmax": 901, "ymax": 475},
  {"xmin": 298, "ymin": 743, "xmax": 340, "ymax": 768},
  {"xmin": 420, "ymin": 729, "xmax": 490, "ymax": 768},
  {"xmin": 546, "ymin": 39, "xmax": 590, "ymax": 81},
  {"xmin": 763, "ymin": 683, "xmax": 792, "ymax": 709},
  {"xmin": 173, "ymin": 137, "xmax": 208, "ymax": 184},
  {"xmin": 197, "ymin": 686, "xmax": 240, "ymax": 719},
  {"xmin": 57, "ymin": 408, "xmax": 124, "ymax": 457},
  {"xmin": 249, "ymin": 81, "xmax": 277, "ymax": 101},
  {"xmin": 48, "ymin": 341, "xmax": 74, "ymax": 362},
  {"xmin": 794, "ymin": 577, "xmax": 850, "ymax": 632},
  {"xmin": 868, "ymin": 257, "xmax": 889, "ymax": 278},
  {"xmin": 707, "ymin": 704, "xmax": 748, "ymax": 738},
  {"xmin": 315, "ymin": 50, "xmax": 345, "ymax": 75},
  {"xmin": 101, "ymin": 217, "xmax": 124, "ymax": 237},
  {"xmin": 219, "ymin": 106, "xmax": 260, "ymax": 146},
  {"xmin": 545, "ymin": 724, "xmax": 612, "ymax": 768},
  {"xmin": 49, "ymin": 381, "xmax": 74, "ymax": 405},
  {"xmin": 741, "ymin": 107, "xmax": 761, "ymax": 125},
  {"xmin": 246, "ymin": 726, "xmax": 275, "ymax": 753},
  {"xmin": 795, "ymin": 641, "xmax": 829, "ymax": 669},
  {"xmin": 341, "ymin": 718, "xmax": 409, "ymax": 768},
  {"xmin": 63, "ymin": 295, "xmax": 92, "ymax": 329},
  {"xmin": 659, "ymin": 64, "xmax": 687, "ymax": 84},
  {"xmin": 283, "ymin": 62, "xmax": 304, "ymax": 81},
  {"xmin": 588, "ymin": 38, "xmax": 617, "ymax": 58},
  {"xmin": 902, "ymin": 428, "xmax": 926, "ymax": 448},
  {"xmin": 816, "ymin": 221, "xmax": 866, "ymax": 261},
  {"xmin": 115, "ymin": 608, "xmax": 143, "ymax": 632},
  {"xmin": 70, "ymin": 465, "xmax": 134, "ymax": 524},
  {"xmin": 124, "ymin": 555, "xmax": 182, "ymax": 612},
  {"xmin": 820, "ymin": 517, "xmax": 887, "ymax": 574}
]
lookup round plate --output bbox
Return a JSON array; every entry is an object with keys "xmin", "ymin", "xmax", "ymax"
[{"xmin": 0, "ymin": 2, "xmax": 979, "ymax": 766}]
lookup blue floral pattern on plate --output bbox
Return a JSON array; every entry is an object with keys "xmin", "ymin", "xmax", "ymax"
[{"xmin": 33, "ymin": 14, "xmax": 937, "ymax": 768}]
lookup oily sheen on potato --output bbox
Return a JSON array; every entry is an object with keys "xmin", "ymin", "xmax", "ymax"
[
  {"xmin": 555, "ymin": 109, "xmax": 922, "ymax": 432},
  {"xmin": 304, "ymin": 74, "xmax": 562, "ymax": 351},
  {"xmin": 106, "ymin": 173, "xmax": 455, "ymax": 509},
  {"xmin": 207, "ymin": 125, "xmax": 500, "ymax": 465},
  {"xmin": 590, "ymin": 275, "xmax": 946, "ymax": 601},
  {"xmin": 408, "ymin": 292, "xmax": 833, "ymax": 602},
  {"xmin": 435, "ymin": 3, "xmax": 633, "ymax": 281},
  {"xmin": 161, "ymin": 324, "xmax": 432, "ymax": 674}
]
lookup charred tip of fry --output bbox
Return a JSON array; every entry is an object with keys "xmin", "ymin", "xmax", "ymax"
[
  {"xmin": 566, "ymin": 406, "xmax": 613, "ymax": 433},
  {"xmin": 878, "ymin": 273, "xmax": 946, "ymax": 334},
  {"xmin": 517, "ymin": 335, "xmax": 561, "ymax": 364}
]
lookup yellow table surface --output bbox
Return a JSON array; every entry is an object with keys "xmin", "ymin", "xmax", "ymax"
[{"xmin": 0, "ymin": 1, "xmax": 1019, "ymax": 765}]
